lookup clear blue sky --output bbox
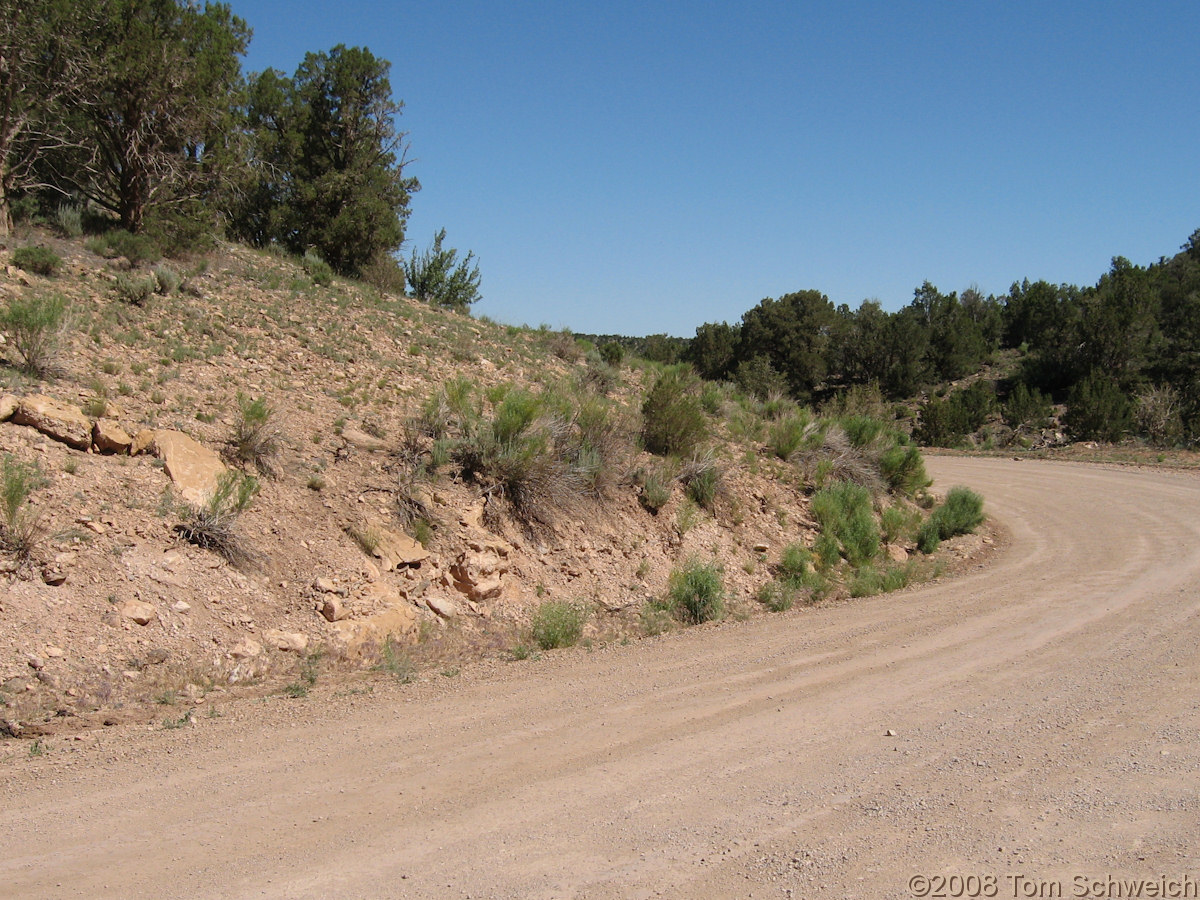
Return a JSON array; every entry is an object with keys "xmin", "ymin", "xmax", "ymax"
[{"xmin": 231, "ymin": 0, "xmax": 1200, "ymax": 336}]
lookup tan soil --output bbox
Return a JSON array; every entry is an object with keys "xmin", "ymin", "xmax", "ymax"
[
  {"xmin": 2, "ymin": 455, "xmax": 1198, "ymax": 898},
  {"xmin": 2, "ymin": 237, "xmax": 854, "ymax": 728}
]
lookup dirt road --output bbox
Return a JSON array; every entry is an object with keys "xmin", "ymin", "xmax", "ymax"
[{"xmin": 3, "ymin": 458, "xmax": 1199, "ymax": 899}]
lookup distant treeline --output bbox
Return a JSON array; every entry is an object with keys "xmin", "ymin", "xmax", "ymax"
[{"xmin": 597, "ymin": 229, "xmax": 1200, "ymax": 446}]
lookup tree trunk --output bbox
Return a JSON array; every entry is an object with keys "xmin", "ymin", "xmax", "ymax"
[{"xmin": 0, "ymin": 170, "xmax": 10, "ymax": 239}]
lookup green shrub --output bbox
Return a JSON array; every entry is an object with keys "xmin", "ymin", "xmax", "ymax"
[
  {"xmin": 174, "ymin": 471, "xmax": 259, "ymax": 565},
  {"xmin": 848, "ymin": 563, "xmax": 912, "ymax": 598},
  {"xmin": 530, "ymin": 600, "xmax": 585, "ymax": 650},
  {"xmin": 915, "ymin": 383, "xmax": 995, "ymax": 447},
  {"xmin": 410, "ymin": 518, "xmax": 434, "ymax": 548},
  {"xmin": 642, "ymin": 366, "xmax": 707, "ymax": 457},
  {"xmin": 813, "ymin": 531, "xmax": 841, "ymax": 570},
  {"xmin": 778, "ymin": 542, "xmax": 811, "ymax": 579},
  {"xmin": 582, "ymin": 354, "xmax": 619, "ymax": 395},
  {"xmin": 1003, "ymin": 382, "xmax": 1052, "ymax": 429},
  {"xmin": 492, "ymin": 389, "xmax": 540, "ymax": 444},
  {"xmin": 406, "ymin": 228, "xmax": 481, "ymax": 312},
  {"xmin": 570, "ymin": 398, "xmax": 624, "ymax": 496},
  {"xmin": 768, "ymin": 413, "xmax": 812, "ymax": 460},
  {"xmin": 734, "ymin": 354, "xmax": 787, "ymax": 400},
  {"xmin": 11, "ymin": 246, "xmax": 61, "ymax": 277},
  {"xmin": 916, "ymin": 519, "xmax": 941, "ymax": 554},
  {"xmin": 453, "ymin": 416, "xmax": 579, "ymax": 531},
  {"xmin": 684, "ymin": 468, "xmax": 719, "ymax": 508},
  {"xmin": 810, "ymin": 480, "xmax": 880, "ymax": 567},
  {"xmin": 92, "ymin": 229, "xmax": 161, "ymax": 265},
  {"xmin": 55, "ymin": 203, "xmax": 83, "ymax": 238},
  {"xmin": 599, "ymin": 342, "xmax": 624, "ymax": 366},
  {"xmin": 640, "ymin": 598, "xmax": 675, "ymax": 636},
  {"xmin": 2, "ymin": 293, "xmax": 68, "ymax": 377},
  {"xmin": 933, "ymin": 486, "xmax": 984, "ymax": 536},
  {"xmin": 678, "ymin": 453, "xmax": 722, "ymax": 510},
  {"xmin": 1065, "ymin": 374, "xmax": 1131, "ymax": 442},
  {"xmin": 436, "ymin": 381, "xmax": 624, "ymax": 530},
  {"xmin": 767, "ymin": 567, "xmax": 830, "ymax": 604},
  {"xmin": 359, "ymin": 253, "xmax": 408, "ymax": 295},
  {"xmin": 880, "ymin": 505, "xmax": 917, "ymax": 544},
  {"xmin": 878, "ymin": 442, "xmax": 929, "ymax": 496},
  {"xmin": 0, "ymin": 455, "xmax": 47, "ymax": 558},
  {"xmin": 114, "ymin": 273, "xmax": 157, "ymax": 306},
  {"xmin": 153, "ymin": 264, "xmax": 181, "ymax": 295},
  {"xmin": 840, "ymin": 415, "xmax": 888, "ymax": 448},
  {"xmin": 302, "ymin": 251, "xmax": 334, "ymax": 286},
  {"xmin": 760, "ymin": 391, "xmax": 797, "ymax": 420},
  {"xmin": 82, "ymin": 396, "xmax": 108, "ymax": 418},
  {"xmin": 795, "ymin": 568, "xmax": 831, "ymax": 602},
  {"xmin": 639, "ymin": 469, "xmax": 672, "ymax": 513},
  {"xmin": 918, "ymin": 486, "xmax": 985, "ymax": 554},
  {"xmin": 667, "ymin": 558, "xmax": 724, "ymax": 624},
  {"xmin": 757, "ymin": 580, "xmax": 795, "ymax": 612}
]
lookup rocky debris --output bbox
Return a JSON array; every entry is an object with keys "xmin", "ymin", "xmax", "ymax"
[
  {"xmin": 120, "ymin": 599, "xmax": 157, "ymax": 625},
  {"xmin": 264, "ymin": 629, "xmax": 308, "ymax": 653},
  {"xmin": 133, "ymin": 429, "xmax": 226, "ymax": 505},
  {"xmin": 426, "ymin": 596, "xmax": 461, "ymax": 619},
  {"xmin": 172, "ymin": 600, "xmax": 191, "ymax": 613},
  {"xmin": 886, "ymin": 544, "xmax": 909, "ymax": 563},
  {"xmin": 229, "ymin": 637, "xmax": 262, "ymax": 659},
  {"xmin": 364, "ymin": 522, "xmax": 429, "ymax": 571},
  {"xmin": 40, "ymin": 566, "xmax": 67, "ymax": 586},
  {"xmin": 340, "ymin": 425, "xmax": 388, "ymax": 452},
  {"xmin": 144, "ymin": 648, "xmax": 170, "ymax": 666},
  {"xmin": 361, "ymin": 582, "xmax": 406, "ymax": 608},
  {"xmin": 596, "ymin": 596, "xmax": 638, "ymax": 613},
  {"xmin": 0, "ymin": 393, "xmax": 17, "ymax": 422},
  {"xmin": 11, "ymin": 394, "xmax": 92, "ymax": 449},
  {"xmin": 319, "ymin": 596, "xmax": 349, "ymax": 622},
  {"xmin": 92, "ymin": 418, "xmax": 133, "ymax": 454},
  {"xmin": 448, "ymin": 541, "xmax": 512, "ymax": 601},
  {"xmin": 2, "ymin": 676, "xmax": 30, "ymax": 693},
  {"xmin": 313, "ymin": 576, "xmax": 347, "ymax": 596},
  {"xmin": 331, "ymin": 598, "xmax": 418, "ymax": 649},
  {"xmin": 130, "ymin": 428, "xmax": 156, "ymax": 455}
]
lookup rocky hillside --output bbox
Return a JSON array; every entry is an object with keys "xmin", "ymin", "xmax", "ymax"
[{"xmin": 0, "ymin": 231, "xmax": 990, "ymax": 738}]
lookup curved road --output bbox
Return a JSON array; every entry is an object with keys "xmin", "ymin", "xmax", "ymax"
[{"xmin": 3, "ymin": 458, "xmax": 1199, "ymax": 898}]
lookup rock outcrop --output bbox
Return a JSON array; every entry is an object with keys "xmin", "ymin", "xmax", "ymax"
[
  {"xmin": 11, "ymin": 395, "xmax": 92, "ymax": 449},
  {"xmin": 132, "ymin": 429, "xmax": 226, "ymax": 505}
]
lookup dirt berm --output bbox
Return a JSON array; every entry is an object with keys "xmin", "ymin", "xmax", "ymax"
[{"xmin": 1, "ymin": 456, "xmax": 1198, "ymax": 899}]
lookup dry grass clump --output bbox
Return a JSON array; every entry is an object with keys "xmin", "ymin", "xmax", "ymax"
[
  {"xmin": 676, "ymin": 450, "xmax": 724, "ymax": 511},
  {"xmin": 231, "ymin": 394, "xmax": 280, "ymax": 475},
  {"xmin": 174, "ymin": 471, "xmax": 259, "ymax": 566},
  {"xmin": 412, "ymin": 380, "xmax": 629, "ymax": 534}
]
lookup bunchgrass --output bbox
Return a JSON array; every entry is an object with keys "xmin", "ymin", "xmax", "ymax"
[
  {"xmin": 667, "ymin": 558, "xmax": 724, "ymax": 624},
  {"xmin": 530, "ymin": 600, "xmax": 585, "ymax": 650}
]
